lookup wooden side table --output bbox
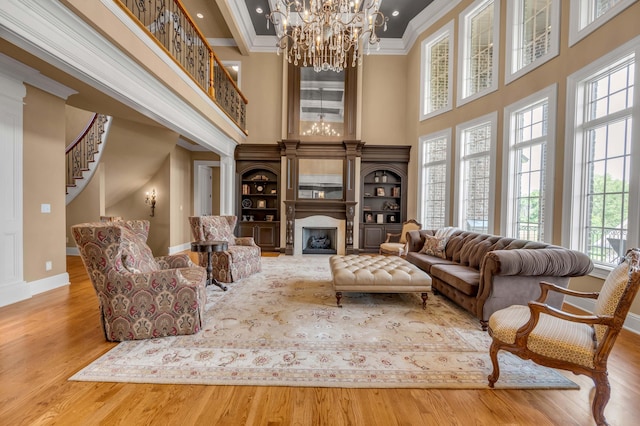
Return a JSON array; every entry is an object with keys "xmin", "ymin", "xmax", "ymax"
[{"xmin": 190, "ymin": 240, "xmax": 229, "ymax": 291}]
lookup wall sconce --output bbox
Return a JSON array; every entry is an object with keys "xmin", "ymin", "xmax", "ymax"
[{"xmin": 145, "ymin": 189, "xmax": 156, "ymax": 217}]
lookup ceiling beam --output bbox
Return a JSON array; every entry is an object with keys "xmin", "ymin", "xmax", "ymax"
[{"xmin": 215, "ymin": 0, "xmax": 250, "ymax": 55}]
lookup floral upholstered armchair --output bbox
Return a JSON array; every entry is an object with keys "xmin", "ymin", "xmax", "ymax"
[
  {"xmin": 72, "ymin": 220, "xmax": 207, "ymax": 342},
  {"xmin": 189, "ymin": 215, "xmax": 262, "ymax": 283}
]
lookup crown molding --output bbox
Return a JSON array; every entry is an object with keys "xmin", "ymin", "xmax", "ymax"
[
  {"xmin": 401, "ymin": 0, "xmax": 462, "ymax": 54},
  {"xmin": 0, "ymin": 53, "xmax": 76, "ymax": 99}
]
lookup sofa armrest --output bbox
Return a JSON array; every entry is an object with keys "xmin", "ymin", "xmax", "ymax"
[
  {"xmin": 406, "ymin": 230, "xmax": 425, "ymax": 253},
  {"xmin": 156, "ymin": 253, "xmax": 194, "ymax": 269},
  {"xmin": 481, "ymin": 248, "xmax": 594, "ymax": 277},
  {"xmin": 235, "ymin": 236, "xmax": 258, "ymax": 247}
]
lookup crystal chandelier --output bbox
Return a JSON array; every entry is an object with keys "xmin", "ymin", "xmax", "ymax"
[
  {"xmin": 266, "ymin": 0, "xmax": 388, "ymax": 72},
  {"xmin": 303, "ymin": 119, "xmax": 340, "ymax": 136}
]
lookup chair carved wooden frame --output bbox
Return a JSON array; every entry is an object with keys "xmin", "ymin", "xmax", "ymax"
[
  {"xmin": 379, "ymin": 219, "xmax": 422, "ymax": 256},
  {"xmin": 487, "ymin": 248, "xmax": 640, "ymax": 426}
]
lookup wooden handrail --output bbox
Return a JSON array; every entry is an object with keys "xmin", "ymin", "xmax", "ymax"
[
  {"xmin": 65, "ymin": 114, "xmax": 108, "ymax": 191},
  {"xmin": 171, "ymin": 0, "xmax": 247, "ymax": 104},
  {"xmin": 114, "ymin": 0, "xmax": 248, "ymax": 134},
  {"xmin": 66, "ymin": 113, "xmax": 98, "ymax": 153}
]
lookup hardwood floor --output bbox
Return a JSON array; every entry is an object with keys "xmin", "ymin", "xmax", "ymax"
[{"xmin": 1, "ymin": 255, "xmax": 639, "ymax": 425}]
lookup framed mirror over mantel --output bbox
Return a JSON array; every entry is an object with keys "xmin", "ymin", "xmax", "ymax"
[{"xmin": 287, "ymin": 61, "xmax": 358, "ymax": 140}]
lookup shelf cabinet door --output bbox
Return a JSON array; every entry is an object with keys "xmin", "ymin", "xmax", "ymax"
[
  {"xmin": 256, "ymin": 223, "xmax": 279, "ymax": 249},
  {"xmin": 361, "ymin": 225, "xmax": 385, "ymax": 251},
  {"xmin": 237, "ymin": 222, "xmax": 279, "ymax": 252},
  {"xmin": 359, "ymin": 224, "xmax": 404, "ymax": 253}
]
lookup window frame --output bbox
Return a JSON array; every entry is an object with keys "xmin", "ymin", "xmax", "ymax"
[
  {"xmin": 502, "ymin": 84, "xmax": 557, "ymax": 242},
  {"xmin": 457, "ymin": 0, "xmax": 501, "ymax": 107},
  {"xmin": 418, "ymin": 129, "xmax": 452, "ymax": 228},
  {"xmin": 505, "ymin": 0, "xmax": 560, "ymax": 84},
  {"xmin": 420, "ymin": 20, "xmax": 455, "ymax": 121},
  {"xmin": 454, "ymin": 112, "xmax": 498, "ymax": 234},
  {"xmin": 569, "ymin": 0, "xmax": 638, "ymax": 47},
  {"xmin": 563, "ymin": 35, "xmax": 640, "ymax": 277}
]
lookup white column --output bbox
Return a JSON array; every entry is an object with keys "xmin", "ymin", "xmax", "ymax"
[
  {"xmin": 0, "ymin": 71, "xmax": 27, "ymax": 307},
  {"xmin": 219, "ymin": 154, "xmax": 236, "ymax": 215}
]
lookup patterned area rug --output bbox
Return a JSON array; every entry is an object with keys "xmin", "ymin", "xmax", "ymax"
[{"xmin": 71, "ymin": 256, "xmax": 578, "ymax": 389}]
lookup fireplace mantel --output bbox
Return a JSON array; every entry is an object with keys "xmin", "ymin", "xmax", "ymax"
[{"xmin": 284, "ymin": 200, "xmax": 356, "ymax": 255}]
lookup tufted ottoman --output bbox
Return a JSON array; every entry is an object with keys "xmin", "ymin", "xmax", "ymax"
[{"xmin": 329, "ymin": 255, "xmax": 432, "ymax": 309}]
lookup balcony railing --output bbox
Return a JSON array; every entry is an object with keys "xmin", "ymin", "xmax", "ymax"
[{"xmin": 115, "ymin": 0, "xmax": 248, "ymax": 134}]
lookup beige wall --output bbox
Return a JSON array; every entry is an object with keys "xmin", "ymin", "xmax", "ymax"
[
  {"xmin": 107, "ymin": 155, "xmax": 171, "ymax": 255},
  {"xmin": 360, "ymin": 54, "xmax": 408, "ymax": 146},
  {"xmin": 66, "ymin": 163, "xmax": 104, "ymax": 246},
  {"xmin": 23, "ymin": 86, "xmax": 67, "ymax": 282},
  {"xmin": 214, "ymin": 47, "xmax": 283, "ymax": 143},
  {"xmin": 65, "ymin": 106, "xmax": 95, "ymax": 145},
  {"xmin": 405, "ymin": 1, "xmax": 640, "ymax": 312}
]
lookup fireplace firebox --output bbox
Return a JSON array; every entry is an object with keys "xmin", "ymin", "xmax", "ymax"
[{"xmin": 302, "ymin": 227, "xmax": 337, "ymax": 254}]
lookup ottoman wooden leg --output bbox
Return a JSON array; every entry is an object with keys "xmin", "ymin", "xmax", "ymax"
[
  {"xmin": 336, "ymin": 291, "xmax": 343, "ymax": 308},
  {"xmin": 421, "ymin": 293, "xmax": 428, "ymax": 310}
]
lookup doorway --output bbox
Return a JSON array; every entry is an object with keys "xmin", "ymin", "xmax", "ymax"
[{"xmin": 194, "ymin": 161, "xmax": 220, "ymax": 216}]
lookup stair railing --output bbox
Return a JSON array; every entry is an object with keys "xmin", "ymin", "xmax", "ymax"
[
  {"xmin": 115, "ymin": 0, "xmax": 248, "ymax": 134},
  {"xmin": 65, "ymin": 114, "xmax": 109, "ymax": 191}
]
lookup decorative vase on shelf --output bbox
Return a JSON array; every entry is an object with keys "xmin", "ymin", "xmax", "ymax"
[
  {"xmin": 374, "ymin": 173, "xmax": 379, "ymax": 183},
  {"xmin": 382, "ymin": 171, "xmax": 388, "ymax": 183}
]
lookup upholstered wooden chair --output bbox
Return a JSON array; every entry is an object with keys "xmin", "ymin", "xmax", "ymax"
[
  {"xmin": 487, "ymin": 248, "xmax": 640, "ymax": 426},
  {"xmin": 379, "ymin": 219, "xmax": 421, "ymax": 256},
  {"xmin": 189, "ymin": 215, "xmax": 261, "ymax": 283},
  {"xmin": 72, "ymin": 220, "xmax": 207, "ymax": 342}
]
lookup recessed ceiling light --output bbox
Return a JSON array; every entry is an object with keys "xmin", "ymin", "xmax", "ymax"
[
  {"xmin": 256, "ymin": 7, "xmax": 263, "ymax": 14},
  {"xmin": 392, "ymin": 10, "xmax": 399, "ymax": 17},
  {"xmin": 196, "ymin": 12, "xmax": 204, "ymax": 19}
]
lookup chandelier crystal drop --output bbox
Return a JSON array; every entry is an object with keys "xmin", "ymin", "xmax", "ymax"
[{"xmin": 266, "ymin": 0, "xmax": 388, "ymax": 72}]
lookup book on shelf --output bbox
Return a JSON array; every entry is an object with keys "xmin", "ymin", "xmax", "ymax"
[{"xmin": 391, "ymin": 187, "xmax": 400, "ymax": 198}]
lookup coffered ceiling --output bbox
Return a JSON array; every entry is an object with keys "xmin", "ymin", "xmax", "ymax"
[{"xmin": 182, "ymin": 0, "xmax": 448, "ymax": 54}]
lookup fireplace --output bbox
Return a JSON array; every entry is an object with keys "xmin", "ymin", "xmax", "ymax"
[
  {"xmin": 293, "ymin": 215, "xmax": 347, "ymax": 256},
  {"xmin": 302, "ymin": 227, "xmax": 337, "ymax": 254}
]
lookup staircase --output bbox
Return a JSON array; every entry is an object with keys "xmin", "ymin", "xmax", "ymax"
[{"xmin": 65, "ymin": 113, "xmax": 110, "ymax": 204}]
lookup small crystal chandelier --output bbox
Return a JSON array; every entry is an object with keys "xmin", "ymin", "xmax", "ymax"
[
  {"xmin": 266, "ymin": 0, "xmax": 388, "ymax": 72},
  {"xmin": 303, "ymin": 119, "xmax": 340, "ymax": 136},
  {"xmin": 302, "ymin": 88, "xmax": 340, "ymax": 136}
]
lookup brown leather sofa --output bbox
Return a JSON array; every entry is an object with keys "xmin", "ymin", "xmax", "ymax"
[{"xmin": 405, "ymin": 229, "xmax": 594, "ymax": 329}]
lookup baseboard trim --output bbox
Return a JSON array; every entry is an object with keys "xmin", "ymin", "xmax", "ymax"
[
  {"xmin": 565, "ymin": 295, "xmax": 640, "ymax": 335},
  {"xmin": 29, "ymin": 272, "xmax": 70, "ymax": 296},
  {"xmin": 66, "ymin": 246, "xmax": 80, "ymax": 256},
  {"xmin": 0, "ymin": 280, "xmax": 30, "ymax": 307},
  {"xmin": 0, "ymin": 272, "xmax": 70, "ymax": 307},
  {"xmin": 168, "ymin": 242, "xmax": 191, "ymax": 255}
]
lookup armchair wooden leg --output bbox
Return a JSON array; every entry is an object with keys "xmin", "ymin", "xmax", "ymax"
[
  {"xmin": 487, "ymin": 341, "xmax": 501, "ymax": 388},
  {"xmin": 592, "ymin": 372, "xmax": 611, "ymax": 426}
]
